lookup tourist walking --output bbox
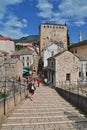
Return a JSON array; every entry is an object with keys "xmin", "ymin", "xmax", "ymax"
[
  {"xmin": 44, "ymin": 78, "xmax": 48, "ymax": 86},
  {"xmin": 36, "ymin": 78, "xmax": 41, "ymax": 87},
  {"xmin": 28, "ymin": 82, "xmax": 36, "ymax": 101}
]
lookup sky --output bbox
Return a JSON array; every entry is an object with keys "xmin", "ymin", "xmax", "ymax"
[{"xmin": 0, "ymin": 0, "xmax": 87, "ymax": 43}]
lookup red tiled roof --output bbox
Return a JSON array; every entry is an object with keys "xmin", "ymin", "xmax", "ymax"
[
  {"xmin": 0, "ymin": 37, "xmax": 12, "ymax": 41},
  {"xmin": 24, "ymin": 44, "xmax": 32, "ymax": 47}
]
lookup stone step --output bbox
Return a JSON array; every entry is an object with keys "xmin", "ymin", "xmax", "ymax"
[
  {"xmin": 12, "ymin": 111, "xmax": 83, "ymax": 116},
  {"xmin": 0, "ymin": 85, "xmax": 87, "ymax": 130},
  {"xmin": 21, "ymin": 99, "xmax": 71, "ymax": 104},
  {"xmin": 18, "ymin": 107, "xmax": 75, "ymax": 110},
  {"xmin": 3, "ymin": 113, "xmax": 87, "ymax": 127},
  {"xmin": 8, "ymin": 114, "xmax": 84, "ymax": 120},
  {"xmin": 19, "ymin": 105, "xmax": 76, "ymax": 109},
  {"xmin": 2, "ymin": 119, "xmax": 87, "ymax": 127},
  {"xmin": 16, "ymin": 107, "xmax": 80, "ymax": 112},
  {"xmin": 23, "ymin": 104, "xmax": 72, "ymax": 107},
  {"xmin": 1, "ymin": 122, "xmax": 87, "ymax": 130}
]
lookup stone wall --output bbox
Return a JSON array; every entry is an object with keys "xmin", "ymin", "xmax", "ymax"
[
  {"xmin": 40, "ymin": 23, "xmax": 67, "ymax": 56},
  {"xmin": 56, "ymin": 51, "xmax": 80, "ymax": 86},
  {"xmin": 56, "ymin": 87, "xmax": 87, "ymax": 114},
  {"xmin": 70, "ymin": 43, "xmax": 87, "ymax": 58},
  {"xmin": 0, "ymin": 88, "xmax": 27, "ymax": 121}
]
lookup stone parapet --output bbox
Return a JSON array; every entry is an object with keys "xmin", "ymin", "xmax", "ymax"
[{"xmin": 0, "ymin": 88, "xmax": 27, "ymax": 121}]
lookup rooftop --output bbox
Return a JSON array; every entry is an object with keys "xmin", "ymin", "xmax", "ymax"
[
  {"xmin": 69, "ymin": 40, "xmax": 87, "ymax": 48},
  {"xmin": 0, "ymin": 37, "xmax": 12, "ymax": 41}
]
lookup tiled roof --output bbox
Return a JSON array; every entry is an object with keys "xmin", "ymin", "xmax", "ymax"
[
  {"xmin": 74, "ymin": 54, "xmax": 87, "ymax": 61},
  {"xmin": 4, "ymin": 59, "xmax": 19, "ymax": 64},
  {"xmin": 0, "ymin": 37, "xmax": 12, "ymax": 41},
  {"xmin": 48, "ymin": 49, "xmax": 87, "ymax": 61},
  {"xmin": 48, "ymin": 50, "xmax": 67, "ymax": 60},
  {"xmin": 12, "ymin": 47, "xmax": 33, "ymax": 56},
  {"xmin": 69, "ymin": 40, "xmax": 87, "ymax": 48}
]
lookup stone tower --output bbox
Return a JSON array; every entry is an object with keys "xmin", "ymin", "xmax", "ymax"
[{"xmin": 39, "ymin": 22, "xmax": 68, "ymax": 56}]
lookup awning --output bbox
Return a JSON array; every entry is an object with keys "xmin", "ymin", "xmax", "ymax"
[{"xmin": 23, "ymin": 69, "xmax": 29, "ymax": 73}]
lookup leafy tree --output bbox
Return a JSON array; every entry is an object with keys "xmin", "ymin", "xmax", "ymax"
[{"xmin": 15, "ymin": 44, "xmax": 23, "ymax": 50}]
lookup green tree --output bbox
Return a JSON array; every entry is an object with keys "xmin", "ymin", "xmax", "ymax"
[{"xmin": 15, "ymin": 44, "xmax": 23, "ymax": 50}]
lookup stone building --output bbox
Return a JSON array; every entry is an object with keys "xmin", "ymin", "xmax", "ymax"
[
  {"xmin": 0, "ymin": 37, "xmax": 15, "ymax": 55},
  {"xmin": 69, "ymin": 40, "xmax": 87, "ymax": 58},
  {"xmin": 10, "ymin": 47, "xmax": 34, "ymax": 68},
  {"xmin": 3, "ymin": 59, "xmax": 23, "ymax": 79},
  {"xmin": 47, "ymin": 50, "xmax": 80, "ymax": 87},
  {"xmin": 0, "ymin": 50, "xmax": 9, "ymax": 61},
  {"xmin": 39, "ymin": 22, "xmax": 68, "ymax": 56},
  {"xmin": 75, "ymin": 54, "xmax": 87, "ymax": 84},
  {"xmin": 32, "ymin": 46, "xmax": 39, "ymax": 74},
  {"xmin": 43, "ymin": 42, "xmax": 64, "ymax": 68}
]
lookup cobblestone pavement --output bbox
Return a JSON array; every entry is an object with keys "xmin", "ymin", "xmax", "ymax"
[{"xmin": 0, "ymin": 84, "xmax": 87, "ymax": 130}]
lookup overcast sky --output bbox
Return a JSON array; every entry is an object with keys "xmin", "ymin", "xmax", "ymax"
[{"xmin": 0, "ymin": 0, "xmax": 87, "ymax": 43}]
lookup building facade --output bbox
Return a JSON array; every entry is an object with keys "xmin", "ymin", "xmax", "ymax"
[
  {"xmin": 3, "ymin": 59, "xmax": 23, "ymax": 79},
  {"xmin": 69, "ymin": 40, "xmax": 87, "ymax": 58},
  {"xmin": 39, "ymin": 22, "xmax": 68, "ymax": 56},
  {"xmin": 0, "ymin": 50, "xmax": 9, "ymax": 61},
  {"xmin": 43, "ymin": 42, "xmax": 64, "ymax": 67},
  {"xmin": 10, "ymin": 47, "xmax": 34, "ymax": 68},
  {"xmin": 76, "ymin": 55, "xmax": 87, "ymax": 84},
  {"xmin": 32, "ymin": 48, "xmax": 39, "ymax": 73},
  {"xmin": 0, "ymin": 38, "xmax": 15, "ymax": 55},
  {"xmin": 47, "ymin": 50, "xmax": 80, "ymax": 87}
]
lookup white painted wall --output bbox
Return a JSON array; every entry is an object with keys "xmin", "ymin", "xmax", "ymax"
[
  {"xmin": 79, "ymin": 61, "xmax": 87, "ymax": 83},
  {"xmin": 43, "ymin": 43, "xmax": 63, "ymax": 67},
  {"xmin": 0, "ymin": 40, "xmax": 15, "ymax": 55},
  {"xmin": 20, "ymin": 54, "xmax": 33, "ymax": 68}
]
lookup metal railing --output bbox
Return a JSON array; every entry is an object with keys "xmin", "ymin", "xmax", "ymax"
[
  {"xmin": 0, "ymin": 78, "xmax": 27, "ymax": 96},
  {"xmin": 0, "ymin": 77, "xmax": 27, "ymax": 115},
  {"xmin": 56, "ymin": 81, "xmax": 87, "ymax": 97}
]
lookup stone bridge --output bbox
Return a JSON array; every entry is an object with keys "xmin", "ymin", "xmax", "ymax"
[{"xmin": 0, "ymin": 83, "xmax": 87, "ymax": 130}]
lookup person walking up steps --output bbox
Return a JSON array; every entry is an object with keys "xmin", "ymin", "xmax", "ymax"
[
  {"xmin": 28, "ymin": 82, "xmax": 36, "ymax": 101},
  {"xmin": 36, "ymin": 78, "xmax": 41, "ymax": 87}
]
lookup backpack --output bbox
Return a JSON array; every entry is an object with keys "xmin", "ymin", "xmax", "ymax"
[
  {"xmin": 31, "ymin": 85, "xmax": 34, "ymax": 90},
  {"xmin": 31, "ymin": 85, "xmax": 36, "ymax": 90}
]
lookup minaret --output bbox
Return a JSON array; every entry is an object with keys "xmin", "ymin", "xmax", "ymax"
[{"xmin": 79, "ymin": 31, "xmax": 82, "ymax": 42}]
